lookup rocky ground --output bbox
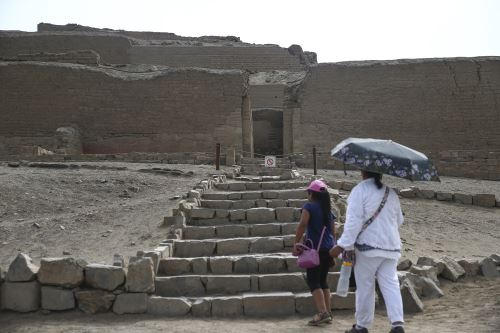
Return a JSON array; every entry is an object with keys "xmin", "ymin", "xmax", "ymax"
[{"xmin": 0, "ymin": 162, "xmax": 499, "ymax": 332}]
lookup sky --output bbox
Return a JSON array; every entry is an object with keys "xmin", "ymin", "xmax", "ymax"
[{"xmin": 0, "ymin": 0, "xmax": 498, "ymax": 63}]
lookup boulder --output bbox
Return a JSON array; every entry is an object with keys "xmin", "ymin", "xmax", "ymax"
[
  {"xmin": 113, "ymin": 293, "xmax": 148, "ymax": 314},
  {"xmin": 457, "ymin": 259, "xmax": 480, "ymax": 276},
  {"xmin": 440, "ymin": 256, "xmax": 465, "ymax": 282},
  {"xmin": 243, "ymin": 292, "xmax": 295, "ymax": 316},
  {"xmin": 75, "ymin": 289, "xmax": 115, "ymax": 314},
  {"xmin": 84, "ymin": 264, "xmax": 125, "ymax": 291},
  {"xmin": 479, "ymin": 257, "xmax": 500, "ymax": 278},
  {"xmin": 148, "ymin": 296, "xmax": 192, "ymax": 316},
  {"xmin": 6, "ymin": 253, "xmax": 39, "ymax": 282},
  {"xmin": 473, "ymin": 194, "xmax": 496, "ymax": 207},
  {"xmin": 41, "ymin": 286, "xmax": 75, "ymax": 311},
  {"xmin": 490, "ymin": 254, "xmax": 500, "ymax": 265},
  {"xmin": 211, "ymin": 296, "xmax": 243, "ymax": 316},
  {"xmin": 1, "ymin": 281, "xmax": 40, "ymax": 312},
  {"xmin": 409, "ymin": 265, "xmax": 439, "ymax": 285},
  {"xmin": 416, "ymin": 256, "xmax": 445, "ymax": 274},
  {"xmin": 38, "ymin": 257, "xmax": 85, "ymax": 288},
  {"xmin": 397, "ymin": 259, "xmax": 412, "ymax": 271},
  {"xmin": 400, "ymin": 280, "xmax": 423, "ymax": 313},
  {"xmin": 126, "ymin": 257, "xmax": 155, "ymax": 293},
  {"xmin": 418, "ymin": 277, "xmax": 444, "ymax": 299}
]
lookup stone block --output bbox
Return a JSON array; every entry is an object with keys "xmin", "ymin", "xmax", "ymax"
[
  {"xmin": 295, "ymin": 293, "xmax": 315, "ymax": 314},
  {"xmin": 400, "ymin": 280, "xmax": 423, "ymax": 313},
  {"xmin": 113, "ymin": 254, "xmax": 125, "ymax": 267},
  {"xmin": 227, "ymin": 192, "xmax": 242, "ymax": 200},
  {"xmin": 188, "ymin": 190, "xmax": 202, "ymax": 199},
  {"xmin": 285, "ymin": 257, "xmax": 301, "ymax": 272},
  {"xmin": 216, "ymin": 225, "xmax": 249, "ymax": 238},
  {"xmin": 293, "ymin": 208, "xmax": 302, "ymax": 220},
  {"xmin": 283, "ymin": 235, "xmax": 296, "ymax": 248},
  {"xmin": 231, "ymin": 200, "xmax": 255, "ymax": 210},
  {"xmin": 326, "ymin": 272, "xmax": 340, "ymax": 288},
  {"xmin": 157, "ymin": 258, "xmax": 191, "ymax": 276},
  {"xmin": 250, "ymin": 237, "xmax": 284, "ymax": 253},
  {"xmin": 262, "ymin": 191, "xmax": 279, "ymax": 199},
  {"xmin": 201, "ymin": 200, "xmax": 233, "ymax": 209},
  {"xmin": 243, "ymin": 292, "xmax": 295, "ymax": 316},
  {"xmin": 191, "ymin": 298, "xmax": 211, "ymax": 316},
  {"xmin": 75, "ymin": 289, "xmax": 115, "ymax": 314},
  {"xmin": 154, "ymin": 245, "xmax": 171, "ymax": 259},
  {"xmin": 277, "ymin": 189, "xmax": 307, "ymax": 200},
  {"xmin": 416, "ymin": 256, "xmax": 445, "ymax": 274},
  {"xmin": 419, "ymin": 277, "xmax": 444, "ymax": 299},
  {"xmin": 155, "ymin": 276, "xmax": 205, "ymax": 297},
  {"xmin": 251, "ymin": 223, "xmax": 281, "ymax": 237},
  {"xmin": 275, "ymin": 207, "xmax": 295, "ymax": 222},
  {"xmin": 436, "ymin": 192, "xmax": 453, "ymax": 201},
  {"xmin": 217, "ymin": 238, "xmax": 250, "ymax": 255},
  {"xmin": 259, "ymin": 273, "xmax": 307, "ymax": 292},
  {"xmin": 41, "ymin": 286, "xmax": 75, "ymax": 311},
  {"xmin": 209, "ymin": 257, "xmax": 234, "ymax": 274},
  {"xmin": 174, "ymin": 240, "xmax": 216, "ymax": 257},
  {"xmin": 214, "ymin": 183, "xmax": 229, "ymax": 190},
  {"xmin": 211, "ymin": 296, "xmax": 243, "ymax": 317},
  {"xmin": 215, "ymin": 209, "xmax": 230, "ymax": 218},
  {"xmin": 246, "ymin": 208, "xmax": 276, "ymax": 222},
  {"xmin": 38, "ymin": 257, "xmax": 85, "ymax": 288},
  {"xmin": 330, "ymin": 180, "xmax": 344, "ymax": 190},
  {"xmin": 191, "ymin": 257, "xmax": 208, "ymax": 274},
  {"xmin": 204, "ymin": 275, "xmax": 251, "ymax": 294},
  {"xmin": 202, "ymin": 193, "xmax": 229, "ymax": 200},
  {"xmin": 479, "ymin": 257, "xmax": 500, "ymax": 278},
  {"xmin": 229, "ymin": 209, "xmax": 246, "ymax": 221},
  {"xmin": 409, "ymin": 265, "xmax": 439, "ymax": 285},
  {"xmin": 113, "ymin": 293, "xmax": 148, "ymax": 314},
  {"xmin": 228, "ymin": 183, "xmax": 246, "ymax": 191},
  {"xmin": 342, "ymin": 182, "xmax": 356, "ymax": 191},
  {"xmin": 489, "ymin": 254, "xmax": 500, "ymax": 265},
  {"xmin": 245, "ymin": 183, "xmax": 261, "ymax": 191},
  {"xmin": 281, "ymin": 223, "xmax": 298, "ymax": 235},
  {"xmin": 332, "ymin": 292, "xmax": 356, "ymax": 309},
  {"xmin": 233, "ymin": 256, "xmax": 258, "ymax": 274},
  {"xmin": 266, "ymin": 199, "xmax": 287, "ymax": 208},
  {"xmin": 255, "ymin": 199, "xmax": 268, "ymax": 207},
  {"xmin": 397, "ymin": 259, "xmax": 412, "ymax": 271},
  {"xmin": 453, "ymin": 193, "xmax": 473, "ymax": 205},
  {"xmin": 399, "ymin": 188, "xmax": 417, "ymax": 198},
  {"xmin": 85, "ymin": 264, "xmax": 125, "ymax": 291},
  {"xmin": 6, "ymin": 253, "xmax": 39, "ymax": 282},
  {"xmin": 241, "ymin": 192, "xmax": 262, "ymax": 200},
  {"xmin": 1, "ymin": 281, "xmax": 40, "ymax": 312},
  {"xmin": 257, "ymin": 256, "xmax": 286, "ymax": 274},
  {"xmin": 473, "ymin": 194, "xmax": 496, "ymax": 207},
  {"xmin": 439, "ymin": 256, "xmax": 465, "ymax": 282},
  {"xmin": 417, "ymin": 189, "xmax": 435, "ymax": 199},
  {"xmin": 126, "ymin": 257, "xmax": 155, "ymax": 293},
  {"xmin": 287, "ymin": 199, "xmax": 307, "ymax": 208},
  {"xmin": 190, "ymin": 208, "xmax": 215, "ymax": 219},
  {"xmin": 148, "ymin": 296, "xmax": 191, "ymax": 316},
  {"xmin": 261, "ymin": 182, "xmax": 281, "ymax": 190},
  {"xmin": 183, "ymin": 226, "xmax": 216, "ymax": 239},
  {"xmin": 457, "ymin": 259, "xmax": 480, "ymax": 276}
]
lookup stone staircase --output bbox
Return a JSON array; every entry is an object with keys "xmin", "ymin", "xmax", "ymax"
[
  {"xmin": 237, "ymin": 157, "xmax": 299, "ymax": 179},
  {"xmin": 155, "ymin": 178, "xmax": 355, "ymax": 317}
]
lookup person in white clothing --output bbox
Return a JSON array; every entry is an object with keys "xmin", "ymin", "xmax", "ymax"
[{"xmin": 330, "ymin": 170, "xmax": 405, "ymax": 333}]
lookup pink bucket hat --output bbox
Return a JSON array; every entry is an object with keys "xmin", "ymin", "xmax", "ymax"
[{"xmin": 307, "ymin": 179, "xmax": 327, "ymax": 192}]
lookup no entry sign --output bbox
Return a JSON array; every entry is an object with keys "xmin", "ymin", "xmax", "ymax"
[{"xmin": 264, "ymin": 156, "xmax": 276, "ymax": 168}]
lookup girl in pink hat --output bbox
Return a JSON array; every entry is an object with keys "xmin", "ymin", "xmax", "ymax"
[{"xmin": 293, "ymin": 179, "xmax": 336, "ymax": 325}]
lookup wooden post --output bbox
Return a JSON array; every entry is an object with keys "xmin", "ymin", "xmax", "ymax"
[
  {"xmin": 313, "ymin": 146, "xmax": 317, "ymax": 176},
  {"xmin": 216, "ymin": 143, "xmax": 221, "ymax": 171}
]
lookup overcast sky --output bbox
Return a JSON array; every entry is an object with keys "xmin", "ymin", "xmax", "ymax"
[{"xmin": 0, "ymin": 0, "xmax": 498, "ymax": 63}]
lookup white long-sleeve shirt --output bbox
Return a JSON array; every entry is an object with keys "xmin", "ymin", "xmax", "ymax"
[{"xmin": 337, "ymin": 178, "xmax": 404, "ymax": 259}]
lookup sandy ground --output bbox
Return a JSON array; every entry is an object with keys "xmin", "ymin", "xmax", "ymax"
[{"xmin": 0, "ymin": 162, "xmax": 499, "ymax": 332}]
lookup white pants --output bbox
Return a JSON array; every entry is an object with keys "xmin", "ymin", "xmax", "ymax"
[{"xmin": 354, "ymin": 251, "xmax": 404, "ymax": 328}]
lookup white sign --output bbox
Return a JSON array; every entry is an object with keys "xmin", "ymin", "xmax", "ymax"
[{"xmin": 264, "ymin": 155, "xmax": 276, "ymax": 168}]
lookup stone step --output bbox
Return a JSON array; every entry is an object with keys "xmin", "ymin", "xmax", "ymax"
[
  {"xmin": 183, "ymin": 222, "xmax": 298, "ymax": 240},
  {"xmin": 213, "ymin": 181, "xmax": 308, "ymax": 192},
  {"xmin": 172, "ymin": 235, "xmax": 295, "ymax": 257},
  {"xmin": 189, "ymin": 207, "xmax": 301, "ymax": 224},
  {"xmin": 201, "ymin": 188, "xmax": 307, "ymax": 200},
  {"xmin": 147, "ymin": 292, "xmax": 355, "ymax": 316},
  {"xmin": 200, "ymin": 198, "xmax": 307, "ymax": 209},
  {"xmin": 154, "ymin": 272, "xmax": 341, "ymax": 297}
]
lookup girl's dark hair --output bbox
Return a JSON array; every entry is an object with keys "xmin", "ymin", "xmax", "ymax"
[
  {"xmin": 308, "ymin": 189, "xmax": 332, "ymax": 226},
  {"xmin": 365, "ymin": 171, "xmax": 384, "ymax": 189}
]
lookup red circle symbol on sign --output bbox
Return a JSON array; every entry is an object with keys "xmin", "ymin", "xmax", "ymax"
[{"xmin": 265, "ymin": 157, "xmax": 275, "ymax": 166}]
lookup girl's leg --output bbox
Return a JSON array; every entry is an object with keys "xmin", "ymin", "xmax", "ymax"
[
  {"xmin": 323, "ymin": 288, "xmax": 331, "ymax": 311},
  {"xmin": 376, "ymin": 258, "xmax": 404, "ymax": 326},
  {"xmin": 354, "ymin": 252, "xmax": 382, "ymax": 329},
  {"xmin": 312, "ymin": 288, "xmax": 327, "ymax": 313}
]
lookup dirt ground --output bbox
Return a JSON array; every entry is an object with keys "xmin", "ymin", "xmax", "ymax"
[{"xmin": 0, "ymin": 162, "xmax": 499, "ymax": 332}]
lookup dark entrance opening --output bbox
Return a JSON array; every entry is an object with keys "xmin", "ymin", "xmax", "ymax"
[{"xmin": 252, "ymin": 109, "xmax": 283, "ymax": 156}]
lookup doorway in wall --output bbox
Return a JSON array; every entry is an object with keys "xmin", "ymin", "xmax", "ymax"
[{"xmin": 252, "ymin": 108, "xmax": 283, "ymax": 156}]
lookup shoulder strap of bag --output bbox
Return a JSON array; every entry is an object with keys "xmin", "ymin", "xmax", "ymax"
[
  {"xmin": 316, "ymin": 226, "xmax": 327, "ymax": 251},
  {"xmin": 357, "ymin": 186, "xmax": 390, "ymax": 238}
]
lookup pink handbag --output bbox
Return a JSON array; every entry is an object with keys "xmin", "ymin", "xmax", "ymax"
[{"xmin": 296, "ymin": 227, "xmax": 326, "ymax": 269}]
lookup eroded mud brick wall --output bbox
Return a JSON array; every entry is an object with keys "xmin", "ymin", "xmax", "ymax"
[
  {"xmin": 0, "ymin": 62, "xmax": 245, "ymax": 154},
  {"xmin": 295, "ymin": 58, "xmax": 500, "ymax": 179}
]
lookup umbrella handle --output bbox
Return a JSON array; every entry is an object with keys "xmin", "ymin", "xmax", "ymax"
[{"xmin": 343, "ymin": 161, "xmax": 347, "ymax": 176}]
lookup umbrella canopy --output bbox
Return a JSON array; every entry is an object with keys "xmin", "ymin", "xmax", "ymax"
[{"xmin": 331, "ymin": 138, "xmax": 440, "ymax": 181}]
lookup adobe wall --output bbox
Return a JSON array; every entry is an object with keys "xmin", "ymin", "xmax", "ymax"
[
  {"xmin": 293, "ymin": 57, "xmax": 500, "ymax": 179},
  {"xmin": 0, "ymin": 33, "xmax": 131, "ymax": 64},
  {"xmin": 0, "ymin": 62, "xmax": 246, "ymax": 155}
]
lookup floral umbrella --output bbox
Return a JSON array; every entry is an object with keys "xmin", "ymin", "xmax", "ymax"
[{"xmin": 331, "ymin": 138, "xmax": 440, "ymax": 181}]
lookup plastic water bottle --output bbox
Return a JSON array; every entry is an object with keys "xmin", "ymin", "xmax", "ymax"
[{"xmin": 336, "ymin": 254, "xmax": 353, "ymax": 297}]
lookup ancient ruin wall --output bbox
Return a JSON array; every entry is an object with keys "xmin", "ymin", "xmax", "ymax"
[
  {"xmin": 294, "ymin": 58, "xmax": 500, "ymax": 179},
  {"xmin": 0, "ymin": 33, "xmax": 131, "ymax": 64},
  {"xmin": 0, "ymin": 62, "xmax": 246, "ymax": 155}
]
